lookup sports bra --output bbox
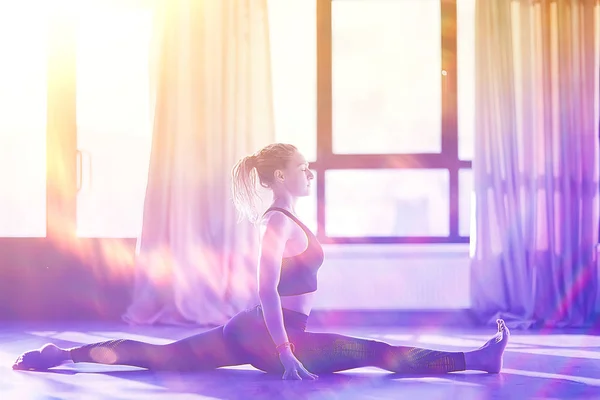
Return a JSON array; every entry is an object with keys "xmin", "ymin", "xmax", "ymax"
[{"xmin": 263, "ymin": 207, "xmax": 325, "ymax": 296}]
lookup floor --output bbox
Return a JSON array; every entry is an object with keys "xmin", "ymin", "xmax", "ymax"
[{"xmin": 1, "ymin": 321, "xmax": 600, "ymax": 400}]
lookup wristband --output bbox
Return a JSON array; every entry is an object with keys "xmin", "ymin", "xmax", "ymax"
[{"xmin": 275, "ymin": 341, "xmax": 295, "ymax": 354}]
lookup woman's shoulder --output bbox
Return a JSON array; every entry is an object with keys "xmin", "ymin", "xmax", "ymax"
[{"xmin": 260, "ymin": 209, "xmax": 293, "ymax": 234}]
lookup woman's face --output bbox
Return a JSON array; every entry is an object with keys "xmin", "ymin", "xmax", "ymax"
[{"xmin": 278, "ymin": 151, "xmax": 314, "ymax": 197}]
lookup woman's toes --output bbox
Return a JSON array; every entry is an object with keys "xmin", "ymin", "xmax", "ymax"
[{"xmin": 496, "ymin": 319, "xmax": 506, "ymax": 332}]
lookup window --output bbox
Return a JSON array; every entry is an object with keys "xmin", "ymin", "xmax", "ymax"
[
  {"xmin": 325, "ymin": 170, "xmax": 449, "ymax": 237},
  {"xmin": 331, "ymin": 0, "xmax": 442, "ymax": 155},
  {"xmin": 310, "ymin": 0, "xmax": 472, "ymax": 243}
]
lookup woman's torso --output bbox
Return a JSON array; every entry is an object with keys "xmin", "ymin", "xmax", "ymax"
[
  {"xmin": 280, "ymin": 292, "xmax": 316, "ymax": 316},
  {"xmin": 262, "ymin": 208, "xmax": 322, "ymax": 316}
]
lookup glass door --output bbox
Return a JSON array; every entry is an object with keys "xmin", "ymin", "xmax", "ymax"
[
  {"xmin": 0, "ymin": 5, "xmax": 48, "ymax": 239},
  {"xmin": 75, "ymin": 4, "xmax": 154, "ymax": 240},
  {"xmin": 0, "ymin": 2, "xmax": 156, "ymax": 320},
  {"xmin": 60, "ymin": 3, "xmax": 156, "ymax": 317}
]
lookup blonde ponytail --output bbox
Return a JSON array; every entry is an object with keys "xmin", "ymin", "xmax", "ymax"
[{"xmin": 231, "ymin": 155, "xmax": 261, "ymax": 224}]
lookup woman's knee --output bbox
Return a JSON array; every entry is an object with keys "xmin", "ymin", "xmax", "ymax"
[
  {"xmin": 223, "ymin": 308, "xmax": 265, "ymax": 352},
  {"xmin": 222, "ymin": 308, "xmax": 256, "ymax": 344},
  {"xmin": 222, "ymin": 308, "xmax": 284, "ymax": 371}
]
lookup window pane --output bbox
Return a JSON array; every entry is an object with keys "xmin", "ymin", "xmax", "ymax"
[
  {"xmin": 458, "ymin": 0, "xmax": 475, "ymax": 161},
  {"xmin": 459, "ymin": 169, "xmax": 473, "ymax": 236},
  {"xmin": 268, "ymin": 0, "xmax": 316, "ymax": 161},
  {"xmin": 332, "ymin": 0, "xmax": 442, "ymax": 155},
  {"xmin": 325, "ymin": 169, "xmax": 449, "ymax": 236},
  {"xmin": 76, "ymin": 7, "xmax": 153, "ymax": 238},
  {"xmin": 0, "ymin": 6, "xmax": 47, "ymax": 237}
]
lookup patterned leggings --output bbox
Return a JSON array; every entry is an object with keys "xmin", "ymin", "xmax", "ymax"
[{"xmin": 70, "ymin": 306, "xmax": 466, "ymax": 374}]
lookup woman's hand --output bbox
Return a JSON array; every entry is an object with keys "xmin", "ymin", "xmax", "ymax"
[{"xmin": 278, "ymin": 349, "xmax": 318, "ymax": 380}]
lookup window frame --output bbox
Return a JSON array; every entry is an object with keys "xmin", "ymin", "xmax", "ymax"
[{"xmin": 314, "ymin": 0, "xmax": 471, "ymax": 244}]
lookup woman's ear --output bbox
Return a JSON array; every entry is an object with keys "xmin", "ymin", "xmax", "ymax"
[{"xmin": 273, "ymin": 169, "xmax": 285, "ymax": 182}]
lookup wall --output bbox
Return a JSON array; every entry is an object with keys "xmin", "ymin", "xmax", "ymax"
[
  {"xmin": 313, "ymin": 244, "xmax": 471, "ymax": 311},
  {"xmin": 3, "ymin": 241, "xmax": 597, "ymax": 322},
  {"xmin": 312, "ymin": 243, "xmax": 600, "ymax": 315}
]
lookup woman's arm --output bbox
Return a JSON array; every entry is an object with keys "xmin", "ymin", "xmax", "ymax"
[
  {"xmin": 258, "ymin": 211, "xmax": 317, "ymax": 380},
  {"xmin": 257, "ymin": 211, "xmax": 292, "ymax": 352}
]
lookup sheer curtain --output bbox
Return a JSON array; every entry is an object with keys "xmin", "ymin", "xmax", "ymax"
[
  {"xmin": 470, "ymin": 0, "xmax": 600, "ymax": 328},
  {"xmin": 122, "ymin": 0, "xmax": 274, "ymax": 326}
]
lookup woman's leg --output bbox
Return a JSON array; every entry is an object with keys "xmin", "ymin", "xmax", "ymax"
[
  {"xmin": 13, "ymin": 325, "xmax": 247, "ymax": 372},
  {"xmin": 222, "ymin": 305, "xmax": 285, "ymax": 373},
  {"xmin": 294, "ymin": 319, "xmax": 510, "ymax": 375}
]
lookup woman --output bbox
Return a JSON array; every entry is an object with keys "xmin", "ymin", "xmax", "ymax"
[{"xmin": 13, "ymin": 143, "xmax": 509, "ymax": 379}]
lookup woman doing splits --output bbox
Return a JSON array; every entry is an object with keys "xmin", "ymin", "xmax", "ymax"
[{"xmin": 13, "ymin": 143, "xmax": 509, "ymax": 380}]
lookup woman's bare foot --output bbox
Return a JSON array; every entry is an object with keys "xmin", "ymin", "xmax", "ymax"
[
  {"xmin": 464, "ymin": 319, "xmax": 510, "ymax": 373},
  {"xmin": 12, "ymin": 343, "xmax": 72, "ymax": 371}
]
